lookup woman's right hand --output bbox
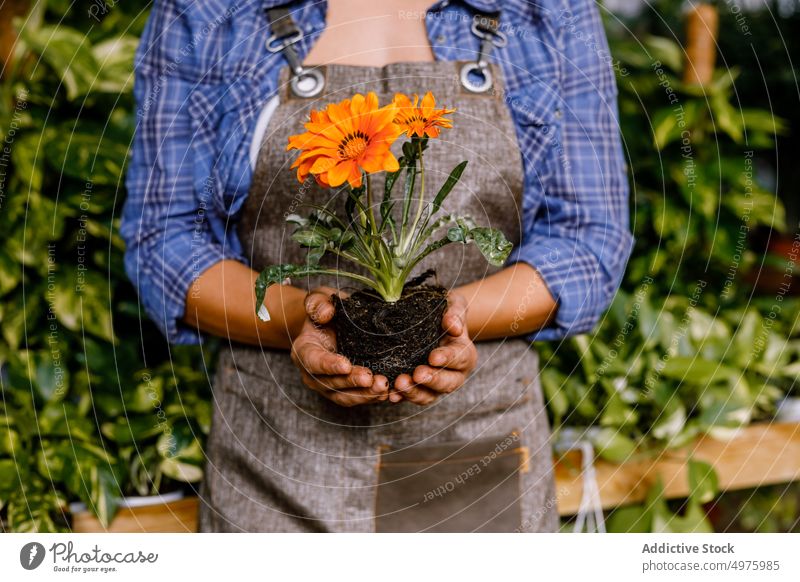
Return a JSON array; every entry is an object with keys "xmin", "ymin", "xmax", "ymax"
[{"xmin": 290, "ymin": 287, "xmax": 390, "ymax": 407}]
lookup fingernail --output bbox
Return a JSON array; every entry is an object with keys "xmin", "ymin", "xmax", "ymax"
[{"xmin": 390, "ymin": 393, "xmax": 402, "ymax": 402}]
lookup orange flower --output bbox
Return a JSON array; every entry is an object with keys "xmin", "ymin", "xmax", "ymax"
[
  {"xmin": 287, "ymin": 92, "xmax": 401, "ymax": 188},
  {"xmin": 392, "ymin": 92, "xmax": 455, "ymax": 139}
]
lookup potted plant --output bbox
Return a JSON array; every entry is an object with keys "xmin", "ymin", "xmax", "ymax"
[
  {"xmin": 255, "ymin": 92, "xmax": 512, "ymax": 380},
  {"xmin": 68, "ymin": 356, "xmax": 210, "ymax": 532},
  {"xmin": 0, "ymin": 349, "xmax": 209, "ymax": 533}
]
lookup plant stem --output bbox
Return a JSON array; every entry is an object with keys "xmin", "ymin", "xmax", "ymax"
[
  {"xmin": 365, "ymin": 173, "xmax": 378, "ymax": 235},
  {"xmin": 397, "ymin": 140, "xmax": 427, "ymax": 256},
  {"xmin": 410, "ymin": 139, "xmax": 427, "ymax": 241}
]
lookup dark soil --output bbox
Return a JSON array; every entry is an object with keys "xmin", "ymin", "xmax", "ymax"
[{"xmin": 332, "ymin": 285, "xmax": 448, "ymax": 383}]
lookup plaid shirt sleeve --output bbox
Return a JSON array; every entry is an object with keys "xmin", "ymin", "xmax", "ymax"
[
  {"xmin": 507, "ymin": 0, "xmax": 633, "ymax": 341},
  {"xmin": 121, "ymin": 0, "xmax": 247, "ymax": 344}
]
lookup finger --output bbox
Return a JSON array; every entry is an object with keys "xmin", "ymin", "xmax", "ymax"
[
  {"xmin": 413, "ymin": 365, "xmax": 466, "ymax": 394},
  {"xmin": 328, "ymin": 387, "xmax": 387, "ymax": 407},
  {"xmin": 369, "ymin": 374, "xmax": 390, "ymax": 396},
  {"xmin": 293, "ymin": 341, "xmax": 352, "ymax": 375},
  {"xmin": 305, "ymin": 291, "xmax": 336, "ymax": 324},
  {"xmin": 388, "ymin": 376, "xmax": 408, "ymax": 403},
  {"xmin": 394, "ymin": 374, "xmax": 438, "ymax": 406},
  {"xmin": 428, "ymin": 340, "xmax": 475, "ymax": 371},
  {"xmin": 301, "ymin": 366, "xmax": 374, "ymax": 390},
  {"xmin": 442, "ymin": 294, "xmax": 468, "ymax": 337}
]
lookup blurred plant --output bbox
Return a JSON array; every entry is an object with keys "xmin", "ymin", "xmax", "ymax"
[
  {"xmin": 1, "ymin": 2, "xmax": 797, "ymax": 534},
  {"xmin": 610, "ymin": 35, "xmax": 788, "ymax": 295},
  {"xmin": 542, "ymin": 32, "xmax": 798, "ymax": 529},
  {"xmin": 0, "ymin": 1, "xmax": 209, "ymax": 532},
  {"xmin": 540, "ymin": 289, "xmax": 800, "ymax": 462},
  {"xmin": 708, "ymin": 482, "xmax": 800, "ymax": 533},
  {"xmin": 605, "ymin": 458, "xmax": 717, "ymax": 533}
]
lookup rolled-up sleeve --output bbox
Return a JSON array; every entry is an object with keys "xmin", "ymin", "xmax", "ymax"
[
  {"xmin": 121, "ymin": 1, "xmax": 244, "ymax": 344},
  {"xmin": 509, "ymin": 0, "xmax": 633, "ymax": 341}
]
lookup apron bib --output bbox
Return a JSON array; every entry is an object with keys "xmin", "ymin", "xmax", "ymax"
[{"xmin": 198, "ymin": 61, "xmax": 558, "ymax": 532}]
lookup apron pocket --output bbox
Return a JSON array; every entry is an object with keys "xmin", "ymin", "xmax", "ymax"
[{"xmin": 374, "ymin": 433, "xmax": 526, "ymax": 532}]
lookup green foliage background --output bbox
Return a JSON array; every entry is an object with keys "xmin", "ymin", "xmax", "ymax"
[
  {"xmin": 0, "ymin": 1, "xmax": 797, "ymax": 532},
  {"xmin": 0, "ymin": 1, "xmax": 212, "ymax": 531}
]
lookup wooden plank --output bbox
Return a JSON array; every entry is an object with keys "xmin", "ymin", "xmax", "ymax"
[
  {"xmin": 554, "ymin": 422, "xmax": 800, "ymax": 515},
  {"xmin": 71, "ymin": 497, "xmax": 198, "ymax": 533},
  {"xmin": 70, "ymin": 422, "xmax": 800, "ymax": 529}
]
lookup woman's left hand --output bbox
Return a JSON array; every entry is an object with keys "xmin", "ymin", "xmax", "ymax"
[{"xmin": 392, "ymin": 292, "xmax": 477, "ymax": 405}]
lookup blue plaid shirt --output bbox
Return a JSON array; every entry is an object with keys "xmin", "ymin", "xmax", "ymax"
[{"xmin": 122, "ymin": 0, "xmax": 632, "ymax": 344}]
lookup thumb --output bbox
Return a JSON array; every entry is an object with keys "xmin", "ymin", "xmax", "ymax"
[
  {"xmin": 305, "ymin": 291, "xmax": 336, "ymax": 324},
  {"xmin": 442, "ymin": 293, "xmax": 467, "ymax": 337}
]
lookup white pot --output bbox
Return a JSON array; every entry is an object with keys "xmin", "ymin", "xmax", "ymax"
[
  {"xmin": 775, "ymin": 396, "xmax": 800, "ymax": 423},
  {"xmin": 68, "ymin": 489, "xmax": 185, "ymax": 514}
]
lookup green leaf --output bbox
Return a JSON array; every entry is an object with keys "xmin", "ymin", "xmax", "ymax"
[
  {"xmin": 600, "ymin": 390, "xmax": 639, "ymax": 428},
  {"xmin": 607, "ymin": 505, "xmax": 651, "ymax": 533},
  {"xmin": 101, "ymin": 417, "xmax": 163, "ymax": 445},
  {"xmin": 255, "ymin": 264, "xmax": 315, "ymax": 316},
  {"xmin": 644, "ymin": 35, "xmax": 683, "ymax": 72},
  {"xmin": 29, "ymin": 349, "xmax": 69, "ymax": 402},
  {"xmin": 383, "ymin": 155, "xmax": 405, "ymax": 222},
  {"xmin": 432, "ymin": 160, "xmax": 467, "ymax": 212},
  {"xmin": 469, "ymin": 227, "xmax": 513, "ymax": 267},
  {"xmin": 291, "ymin": 229, "xmax": 326, "ymax": 248},
  {"xmin": 0, "ymin": 249, "xmax": 21, "ymax": 296},
  {"xmin": 91, "ymin": 35, "xmax": 137, "ymax": 94},
  {"xmin": 86, "ymin": 463, "xmax": 121, "ymax": 528},
  {"xmin": 740, "ymin": 108, "xmax": 787, "ymax": 135},
  {"xmin": 660, "ymin": 357, "xmax": 736, "ymax": 385},
  {"xmin": 0, "ymin": 459, "xmax": 20, "ymax": 496},
  {"xmin": 17, "ymin": 25, "xmax": 100, "ymax": 100},
  {"xmin": 254, "ymin": 264, "xmax": 374, "ymax": 316},
  {"xmin": 45, "ymin": 130, "xmax": 129, "ymax": 185},
  {"xmin": 401, "ymin": 160, "xmax": 418, "ymax": 227},
  {"xmin": 540, "ymin": 369, "xmax": 569, "ymax": 422},
  {"xmin": 652, "ymin": 107, "xmax": 679, "ymax": 152},
  {"xmin": 446, "ymin": 226, "xmax": 466, "ymax": 243},
  {"xmin": 591, "ymin": 428, "xmax": 637, "ymax": 463},
  {"xmin": 711, "ymin": 92, "xmax": 742, "ymax": 143},
  {"xmin": 159, "ymin": 433, "xmax": 204, "ymax": 466},
  {"xmin": 10, "ymin": 132, "xmax": 45, "ymax": 192},
  {"xmin": 688, "ymin": 458, "xmax": 718, "ymax": 504},
  {"xmin": 1, "ymin": 293, "xmax": 42, "ymax": 351},
  {"xmin": 285, "ymin": 214, "xmax": 309, "ymax": 227},
  {"xmin": 159, "ymin": 457, "xmax": 204, "ymax": 482},
  {"xmin": 37, "ymin": 403, "xmax": 97, "ymax": 441},
  {"xmin": 52, "ymin": 269, "xmax": 115, "ymax": 343},
  {"xmin": 651, "ymin": 403, "xmax": 686, "ymax": 441}
]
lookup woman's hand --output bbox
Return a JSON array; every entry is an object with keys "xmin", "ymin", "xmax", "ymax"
[
  {"xmin": 392, "ymin": 293, "xmax": 477, "ymax": 405},
  {"xmin": 290, "ymin": 287, "xmax": 390, "ymax": 407}
]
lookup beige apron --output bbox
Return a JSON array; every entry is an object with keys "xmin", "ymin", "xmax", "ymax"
[{"xmin": 198, "ymin": 62, "xmax": 558, "ymax": 532}]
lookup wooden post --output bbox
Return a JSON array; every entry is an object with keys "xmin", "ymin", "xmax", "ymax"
[
  {"xmin": 0, "ymin": 0, "xmax": 30, "ymax": 78},
  {"xmin": 683, "ymin": 3, "xmax": 719, "ymax": 86}
]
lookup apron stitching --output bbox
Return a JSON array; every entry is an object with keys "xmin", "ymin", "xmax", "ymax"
[{"xmin": 376, "ymin": 446, "xmax": 526, "ymax": 467}]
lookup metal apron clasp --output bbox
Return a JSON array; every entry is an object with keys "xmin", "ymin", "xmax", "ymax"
[
  {"xmin": 459, "ymin": 12, "xmax": 507, "ymax": 94},
  {"xmin": 266, "ymin": 7, "xmax": 325, "ymax": 99}
]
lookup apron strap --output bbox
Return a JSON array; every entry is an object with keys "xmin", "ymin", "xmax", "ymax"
[
  {"xmin": 459, "ymin": 11, "xmax": 507, "ymax": 94},
  {"xmin": 265, "ymin": 7, "xmax": 325, "ymax": 98}
]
